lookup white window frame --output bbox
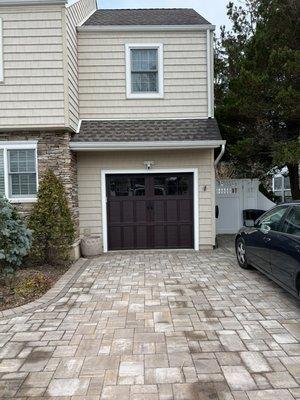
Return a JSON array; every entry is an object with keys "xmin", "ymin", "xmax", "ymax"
[
  {"xmin": 0, "ymin": 141, "xmax": 38, "ymax": 203},
  {"xmin": 125, "ymin": 43, "xmax": 164, "ymax": 99},
  {"xmin": 0, "ymin": 18, "xmax": 3, "ymax": 83}
]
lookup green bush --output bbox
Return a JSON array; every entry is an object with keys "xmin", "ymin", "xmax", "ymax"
[
  {"xmin": 14, "ymin": 272, "xmax": 51, "ymax": 298},
  {"xmin": 0, "ymin": 196, "xmax": 32, "ymax": 277},
  {"xmin": 28, "ymin": 170, "xmax": 75, "ymax": 265}
]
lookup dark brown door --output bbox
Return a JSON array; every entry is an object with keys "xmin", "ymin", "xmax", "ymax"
[{"xmin": 106, "ymin": 173, "xmax": 194, "ymax": 250}]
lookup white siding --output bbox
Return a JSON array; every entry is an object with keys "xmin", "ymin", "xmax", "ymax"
[
  {"xmin": 0, "ymin": 5, "xmax": 66, "ymax": 128},
  {"xmin": 78, "ymin": 30, "xmax": 209, "ymax": 120},
  {"xmin": 65, "ymin": 0, "xmax": 96, "ymax": 131},
  {"xmin": 77, "ymin": 149, "xmax": 215, "ymax": 249}
]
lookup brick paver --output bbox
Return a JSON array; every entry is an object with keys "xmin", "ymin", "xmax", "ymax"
[{"xmin": 0, "ymin": 247, "xmax": 299, "ymax": 399}]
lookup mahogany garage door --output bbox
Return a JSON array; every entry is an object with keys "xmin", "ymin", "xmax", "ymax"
[{"xmin": 106, "ymin": 173, "xmax": 194, "ymax": 250}]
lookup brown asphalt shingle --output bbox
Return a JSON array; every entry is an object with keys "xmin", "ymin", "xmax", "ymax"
[
  {"xmin": 71, "ymin": 119, "xmax": 221, "ymax": 143},
  {"xmin": 83, "ymin": 8, "xmax": 211, "ymax": 27}
]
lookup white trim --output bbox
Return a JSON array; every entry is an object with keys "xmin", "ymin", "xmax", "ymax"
[
  {"xmin": 206, "ymin": 29, "xmax": 212, "ymax": 118},
  {"xmin": 70, "ymin": 140, "xmax": 226, "ymax": 151},
  {"xmin": 125, "ymin": 43, "xmax": 164, "ymax": 99},
  {"xmin": 0, "ymin": 141, "xmax": 38, "ymax": 202},
  {"xmin": 78, "ymin": 24, "xmax": 215, "ymax": 32},
  {"xmin": 76, "ymin": 119, "xmax": 82, "ymax": 134},
  {"xmin": 0, "ymin": 18, "xmax": 3, "ymax": 83},
  {"xmin": 101, "ymin": 168, "xmax": 199, "ymax": 252}
]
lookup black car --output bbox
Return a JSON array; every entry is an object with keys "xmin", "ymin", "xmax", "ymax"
[{"xmin": 235, "ymin": 202, "xmax": 300, "ymax": 298}]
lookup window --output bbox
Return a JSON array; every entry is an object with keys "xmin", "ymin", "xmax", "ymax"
[
  {"xmin": 0, "ymin": 142, "xmax": 38, "ymax": 202},
  {"xmin": 258, "ymin": 206, "xmax": 288, "ymax": 232},
  {"xmin": 0, "ymin": 18, "xmax": 3, "ymax": 82},
  {"xmin": 125, "ymin": 44, "xmax": 164, "ymax": 99},
  {"xmin": 108, "ymin": 176, "xmax": 145, "ymax": 197},
  {"xmin": 282, "ymin": 206, "xmax": 300, "ymax": 237},
  {"xmin": 154, "ymin": 175, "xmax": 191, "ymax": 196}
]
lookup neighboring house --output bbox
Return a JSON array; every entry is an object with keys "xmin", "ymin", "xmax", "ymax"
[{"xmin": 0, "ymin": 0, "xmax": 225, "ymax": 254}]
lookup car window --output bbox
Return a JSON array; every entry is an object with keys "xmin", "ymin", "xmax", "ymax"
[
  {"xmin": 258, "ymin": 206, "xmax": 288, "ymax": 232},
  {"xmin": 282, "ymin": 205, "xmax": 300, "ymax": 237}
]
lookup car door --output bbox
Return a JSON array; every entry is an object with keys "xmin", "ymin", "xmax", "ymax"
[
  {"xmin": 246, "ymin": 206, "xmax": 289, "ymax": 273},
  {"xmin": 270, "ymin": 205, "xmax": 300, "ymax": 293}
]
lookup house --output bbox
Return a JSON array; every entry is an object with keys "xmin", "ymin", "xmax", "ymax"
[{"xmin": 0, "ymin": 0, "xmax": 225, "ymax": 254}]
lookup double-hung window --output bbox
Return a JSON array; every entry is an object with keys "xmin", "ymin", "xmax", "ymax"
[
  {"xmin": 125, "ymin": 44, "xmax": 164, "ymax": 99},
  {"xmin": 0, "ymin": 142, "xmax": 38, "ymax": 202}
]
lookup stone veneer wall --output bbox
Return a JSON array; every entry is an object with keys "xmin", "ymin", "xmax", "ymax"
[{"xmin": 0, "ymin": 131, "xmax": 79, "ymax": 232}]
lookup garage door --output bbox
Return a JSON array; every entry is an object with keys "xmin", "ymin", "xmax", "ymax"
[{"xmin": 106, "ymin": 173, "xmax": 194, "ymax": 250}]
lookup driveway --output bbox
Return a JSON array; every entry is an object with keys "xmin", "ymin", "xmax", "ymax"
[{"xmin": 0, "ymin": 245, "xmax": 299, "ymax": 399}]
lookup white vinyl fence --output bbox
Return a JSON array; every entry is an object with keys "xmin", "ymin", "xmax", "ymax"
[{"xmin": 216, "ymin": 179, "xmax": 275, "ymax": 234}]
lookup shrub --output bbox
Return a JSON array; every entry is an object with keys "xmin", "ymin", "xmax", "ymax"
[
  {"xmin": 28, "ymin": 170, "xmax": 75, "ymax": 265},
  {"xmin": 0, "ymin": 196, "xmax": 32, "ymax": 277},
  {"xmin": 14, "ymin": 272, "xmax": 51, "ymax": 298}
]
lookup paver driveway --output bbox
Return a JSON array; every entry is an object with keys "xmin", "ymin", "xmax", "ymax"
[{"xmin": 0, "ymin": 246, "xmax": 299, "ymax": 400}]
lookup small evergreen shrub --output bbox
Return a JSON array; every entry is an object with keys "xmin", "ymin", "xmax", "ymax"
[
  {"xmin": 14, "ymin": 272, "xmax": 51, "ymax": 298},
  {"xmin": 0, "ymin": 195, "xmax": 32, "ymax": 277},
  {"xmin": 28, "ymin": 170, "xmax": 75, "ymax": 266}
]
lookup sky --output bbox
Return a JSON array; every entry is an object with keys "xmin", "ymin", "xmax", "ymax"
[{"xmin": 97, "ymin": 0, "xmax": 231, "ymax": 30}]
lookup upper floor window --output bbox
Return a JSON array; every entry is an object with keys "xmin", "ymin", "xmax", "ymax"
[
  {"xmin": 0, "ymin": 142, "xmax": 38, "ymax": 202},
  {"xmin": 125, "ymin": 43, "xmax": 164, "ymax": 99}
]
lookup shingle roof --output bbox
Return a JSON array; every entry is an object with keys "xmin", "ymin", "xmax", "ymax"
[
  {"xmin": 83, "ymin": 9, "xmax": 211, "ymax": 27},
  {"xmin": 71, "ymin": 119, "xmax": 221, "ymax": 143}
]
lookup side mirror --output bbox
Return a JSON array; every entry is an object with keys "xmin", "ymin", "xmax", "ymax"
[{"xmin": 244, "ymin": 219, "xmax": 255, "ymax": 227}]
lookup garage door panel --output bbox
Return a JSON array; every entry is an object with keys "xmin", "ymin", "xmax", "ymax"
[
  {"xmin": 153, "ymin": 225, "xmax": 166, "ymax": 248},
  {"xmin": 122, "ymin": 200, "xmax": 134, "ymax": 222},
  {"xmin": 179, "ymin": 224, "xmax": 193, "ymax": 248},
  {"xmin": 136, "ymin": 225, "xmax": 148, "ymax": 248},
  {"xmin": 136, "ymin": 200, "xmax": 147, "ymax": 222},
  {"xmin": 108, "ymin": 201, "xmax": 121, "ymax": 224},
  {"xmin": 153, "ymin": 201, "xmax": 165, "ymax": 221},
  {"xmin": 123, "ymin": 226, "xmax": 135, "ymax": 249},
  {"xmin": 179, "ymin": 199, "xmax": 193, "ymax": 221},
  {"xmin": 166, "ymin": 200, "xmax": 178, "ymax": 222},
  {"xmin": 166, "ymin": 225, "xmax": 178, "ymax": 247},
  {"xmin": 108, "ymin": 226, "xmax": 122, "ymax": 249}
]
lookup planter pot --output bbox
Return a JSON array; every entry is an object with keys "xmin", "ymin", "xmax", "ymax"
[{"xmin": 80, "ymin": 236, "xmax": 102, "ymax": 257}]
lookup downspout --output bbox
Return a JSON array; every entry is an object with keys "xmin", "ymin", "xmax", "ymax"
[{"xmin": 214, "ymin": 143, "xmax": 225, "ymax": 168}]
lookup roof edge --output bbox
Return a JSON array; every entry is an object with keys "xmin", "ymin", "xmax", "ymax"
[
  {"xmin": 70, "ymin": 140, "xmax": 226, "ymax": 151},
  {"xmin": 78, "ymin": 24, "xmax": 215, "ymax": 32}
]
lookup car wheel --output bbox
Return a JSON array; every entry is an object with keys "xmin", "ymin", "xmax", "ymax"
[{"xmin": 236, "ymin": 237, "xmax": 250, "ymax": 269}]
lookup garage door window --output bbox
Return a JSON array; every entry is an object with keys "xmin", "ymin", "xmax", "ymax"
[
  {"xmin": 154, "ymin": 175, "xmax": 190, "ymax": 196},
  {"xmin": 109, "ymin": 176, "xmax": 145, "ymax": 197}
]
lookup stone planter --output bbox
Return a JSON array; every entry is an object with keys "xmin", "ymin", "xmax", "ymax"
[{"xmin": 80, "ymin": 235, "xmax": 102, "ymax": 257}]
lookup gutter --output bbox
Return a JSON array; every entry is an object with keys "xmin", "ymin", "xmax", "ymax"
[{"xmin": 70, "ymin": 140, "xmax": 226, "ymax": 151}]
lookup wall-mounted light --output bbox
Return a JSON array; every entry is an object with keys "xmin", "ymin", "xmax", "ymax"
[{"xmin": 144, "ymin": 161, "xmax": 154, "ymax": 170}]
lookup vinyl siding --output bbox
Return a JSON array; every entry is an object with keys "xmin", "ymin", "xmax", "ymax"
[
  {"xmin": 0, "ymin": 5, "xmax": 66, "ymax": 128},
  {"xmin": 77, "ymin": 149, "xmax": 215, "ymax": 249},
  {"xmin": 65, "ymin": 0, "xmax": 96, "ymax": 131},
  {"xmin": 78, "ymin": 30, "xmax": 209, "ymax": 119},
  {"xmin": 0, "ymin": 0, "xmax": 96, "ymax": 131}
]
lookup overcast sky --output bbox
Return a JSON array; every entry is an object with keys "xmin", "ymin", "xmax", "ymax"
[{"xmin": 97, "ymin": 0, "xmax": 231, "ymax": 30}]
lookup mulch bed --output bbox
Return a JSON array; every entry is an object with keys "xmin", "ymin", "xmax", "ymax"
[{"xmin": 0, "ymin": 264, "xmax": 68, "ymax": 311}]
